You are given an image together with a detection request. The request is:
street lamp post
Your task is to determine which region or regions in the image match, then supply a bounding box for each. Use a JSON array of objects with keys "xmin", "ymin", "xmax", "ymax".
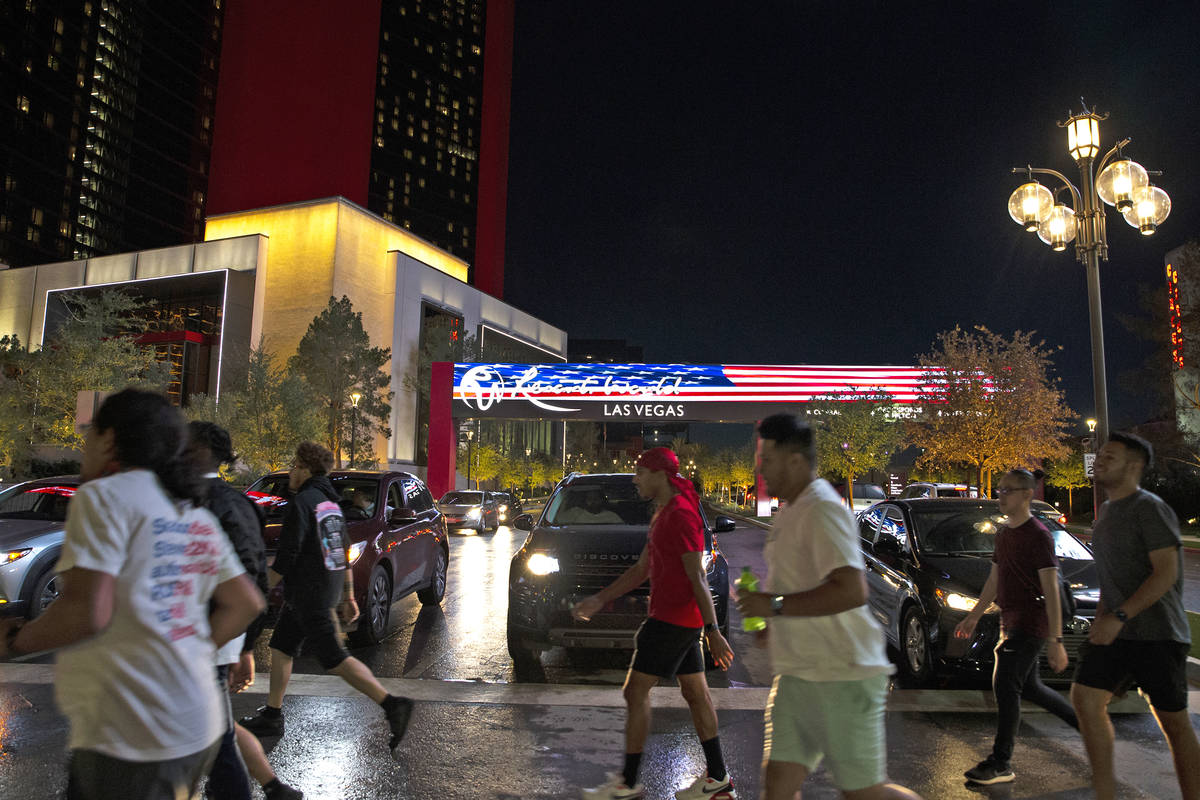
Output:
[
  {"xmin": 1008, "ymin": 104, "xmax": 1171, "ymax": 448},
  {"xmin": 466, "ymin": 428, "xmax": 474, "ymax": 489},
  {"xmin": 349, "ymin": 391, "xmax": 362, "ymax": 468},
  {"xmin": 1087, "ymin": 417, "xmax": 1099, "ymax": 522}
]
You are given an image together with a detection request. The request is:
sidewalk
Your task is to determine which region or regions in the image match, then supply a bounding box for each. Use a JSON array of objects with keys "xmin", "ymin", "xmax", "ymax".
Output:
[{"xmin": 0, "ymin": 662, "xmax": 1193, "ymax": 799}]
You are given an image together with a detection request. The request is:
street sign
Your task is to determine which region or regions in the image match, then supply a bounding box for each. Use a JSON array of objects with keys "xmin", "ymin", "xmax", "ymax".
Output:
[{"xmin": 1084, "ymin": 453, "xmax": 1096, "ymax": 477}]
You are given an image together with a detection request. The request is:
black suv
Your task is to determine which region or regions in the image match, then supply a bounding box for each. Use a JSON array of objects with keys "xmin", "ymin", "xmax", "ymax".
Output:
[{"xmin": 506, "ymin": 472, "xmax": 733, "ymax": 666}]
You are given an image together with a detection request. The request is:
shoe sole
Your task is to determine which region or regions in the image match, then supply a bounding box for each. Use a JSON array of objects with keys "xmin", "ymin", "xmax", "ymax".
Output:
[
  {"xmin": 965, "ymin": 774, "xmax": 1015, "ymax": 785},
  {"xmin": 387, "ymin": 698, "xmax": 415, "ymax": 761}
]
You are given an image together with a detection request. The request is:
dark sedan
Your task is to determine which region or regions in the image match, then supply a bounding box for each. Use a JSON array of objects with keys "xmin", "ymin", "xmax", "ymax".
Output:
[
  {"xmin": 506, "ymin": 472, "xmax": 732, "ymax": 668},
  {"xmin": 245, "ymin": 470, "xmax": 449, "ymax": 644},
  {"xmin": 856, "ymin": 498, "xmax": 1099, "ymax": 685}
]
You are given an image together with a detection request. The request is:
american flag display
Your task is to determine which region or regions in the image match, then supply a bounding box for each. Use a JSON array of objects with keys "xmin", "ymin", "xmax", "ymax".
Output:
[{"xmin": 452, "ymin": 363, "xmax": 937, "ymax": 421}]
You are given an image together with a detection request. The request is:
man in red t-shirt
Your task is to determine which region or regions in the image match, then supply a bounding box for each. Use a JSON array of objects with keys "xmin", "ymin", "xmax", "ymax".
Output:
[
  {"xmin": 572, "ymin": 448, "xmax": 736, "ymax": 800},
  {"xmin": 955, "ymin": 468, "xmax": 1078, "ymax": 785}
]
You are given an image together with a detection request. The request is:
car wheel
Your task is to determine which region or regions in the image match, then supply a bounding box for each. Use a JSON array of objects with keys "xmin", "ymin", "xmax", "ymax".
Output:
[
  {"xmin": 506, "ymin": 609, "xmax": 539, "ymax": 665},
  {"xmin": 900, "ymin": 606, "xmax": 936, "ymax": 685},
  {"xmin": 350, "ymin": 566, "xmax": 392, "ymax": 646},
  {"xmin": 30, "ymin": 568, "xmax": 61, "ymax": 618},
  {"xmin": 416, "ymin": 547, "xmax": 448, "ymax": 605}
]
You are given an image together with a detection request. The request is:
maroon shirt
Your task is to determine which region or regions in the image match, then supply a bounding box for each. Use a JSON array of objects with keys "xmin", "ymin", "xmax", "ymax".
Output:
[{"xmin": 993, "ymin": 516, "xmax": 1058, "ymax": 637}]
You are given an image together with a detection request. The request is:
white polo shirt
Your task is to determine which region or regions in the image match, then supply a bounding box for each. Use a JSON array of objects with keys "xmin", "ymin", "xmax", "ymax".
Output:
[{"xmin": 764, "ymin": 478, "xmax": 894, "ymax": 681}]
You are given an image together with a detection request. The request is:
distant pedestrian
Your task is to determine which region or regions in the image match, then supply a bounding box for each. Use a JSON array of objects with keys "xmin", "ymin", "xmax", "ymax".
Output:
[
  {"xmin": 1070, "ymin": 432, "xmax": 1199, "ymax": 800},
  {"xmin": 0, "ymin": 388, "xmax": 264, "ymax": 800},
  {"xmin": 954, "ymin": 467, "xmax": 1078, "ymax": 785},
  {"xmin": 736, "ymin": 414, "xmax": 921, "ymax": 800},
  {"xmin": 239, "ymin": 442, "xmax": 414, "ymax": 761},
  {"xmin": 188, "ymin": 421, "xmax": 303, "ymax": 800},
  {"xmin": 573, "ymin": 446, "xmax": 737, "ymax": 800}
]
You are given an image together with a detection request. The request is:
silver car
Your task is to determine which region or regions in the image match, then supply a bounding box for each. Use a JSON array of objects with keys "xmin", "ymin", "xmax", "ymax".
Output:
[
  {"xmin": 0, "ymin": 476, "xmax": 78, "ymax": 619},
  {"xmin": 437, "ymin": 490, "xmax": 500, "ymax": 534}
]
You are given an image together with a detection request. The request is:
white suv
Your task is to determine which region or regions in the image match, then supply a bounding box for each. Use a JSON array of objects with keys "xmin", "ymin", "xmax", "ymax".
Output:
[{"xmin": 897, "ymin": 482, "xmax": 979, "ymax": 499}]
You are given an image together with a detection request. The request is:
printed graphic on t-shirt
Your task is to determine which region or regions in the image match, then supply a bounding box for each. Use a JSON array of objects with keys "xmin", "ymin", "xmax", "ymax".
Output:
[
  {"xmin": 147, "ymin": 516, "xmax": 224, "ymax": 642},
  {"xmin": 316, "ymin": 500, "xmax": 348, "ymax": 572}
]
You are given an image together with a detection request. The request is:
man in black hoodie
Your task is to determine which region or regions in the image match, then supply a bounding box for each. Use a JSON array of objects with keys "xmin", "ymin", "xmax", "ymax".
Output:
[{"xmin": 240, "ymin": 442, "xmax": 413, "ymax": 760}]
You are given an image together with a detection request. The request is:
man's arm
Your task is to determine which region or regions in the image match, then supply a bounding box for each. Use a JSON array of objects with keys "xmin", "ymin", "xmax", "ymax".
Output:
[
  {"xmin": 571, "ymin": 545, "xmax": 649, "ymax": 620},
  {"xmin": 5, "ymin": 568, "xmax": 115, "ymax": 655},
  {"xmin": 681, "ymin": 550, "xmax": 733, "ymax": 669},
  {"xmin": 1090, "ymin": 546, "xmax": 1179, "ymax": 645},
  {"xmin": 762, "ymin": 565, "xmax": 867, "ymax": 617},
  {"xmin": 268, "ymin": 499, "xmax": 305, "ymax": 588},
  {"xmin": 1038, "ymin": 566, "xmax": 1069, "ymax": 671},
  {"xmin": 209, "ymin": 574, "xmax": 267, "ymax": 648}
]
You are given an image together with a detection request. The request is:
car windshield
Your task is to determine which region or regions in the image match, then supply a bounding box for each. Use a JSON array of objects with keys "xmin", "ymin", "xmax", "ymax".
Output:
[
  {"xmin": 544, "ymin": 481, "xmax": 652, "ymax": 526},
  {"xmin": 245, "ymin": 475, "xmax": 381, "ymax": 522},
  {"xmin": 851, "ymin": 484, "xmax": 886, "ymax": 500},
  {"xmin": 440, "ymin": 491, "xmax": 482, "ymax": 505},
  {"xmin": 911, "ymin": 505, "xmax": 1092, "ymax": 560},
  {"xmin": 0, "ymin": 483, "xmax": 77, "ymax": 521}
]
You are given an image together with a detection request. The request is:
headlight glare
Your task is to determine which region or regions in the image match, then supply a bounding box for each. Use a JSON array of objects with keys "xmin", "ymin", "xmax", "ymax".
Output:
[
  {"xmin": 465, "ymin": 508, "xmax": 481, "ymax": 519},
  {"xmin": 347, "ymin": 541, "xmax": 367, "ymax": 565},
  {"xmin": 4, "ymin": 548, "xmax": 32, "ymax": 564},
  {"xmin": 936, "ymin": 588, "xmax": 978, "ymax": 613},
  {"xmin": 526, "ymin": 552, "xmax": 560, "ymax": 576}
]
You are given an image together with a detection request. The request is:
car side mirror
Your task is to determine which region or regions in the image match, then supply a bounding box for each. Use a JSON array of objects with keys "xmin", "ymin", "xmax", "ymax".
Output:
[
  {"xmin": 713, "ymin": 516, "xmax": 736, "ymax": 534},
  {"xmin": 513, "ymin": 513, "xmax": 534, "ymax": 531},
  {"xmin": 872, "ymin": 537, "xmax": 901, "ymax": 556},
  {"xmin": 389, "ymin": 507, "xmax": 418, "ymax": 525}
]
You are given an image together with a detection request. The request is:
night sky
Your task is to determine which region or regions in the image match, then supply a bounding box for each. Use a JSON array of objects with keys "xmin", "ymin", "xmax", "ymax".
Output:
[{"xmin": 503, "ymin": 1, "xmax": 1200, "ymax": 432}]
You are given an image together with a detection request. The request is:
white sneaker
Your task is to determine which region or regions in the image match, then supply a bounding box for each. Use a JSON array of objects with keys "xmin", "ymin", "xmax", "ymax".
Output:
[
  {"xmin": 675, "ymin": 773, "xmax": 737, "ymax": 799},
  {"xmin": 582, "ymin": 772, "xmax": 645, "ymax": 799}
]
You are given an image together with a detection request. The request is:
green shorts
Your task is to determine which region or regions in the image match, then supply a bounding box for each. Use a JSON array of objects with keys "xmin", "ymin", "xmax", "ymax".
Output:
[{"xmin": 764, "ymin": 673, "xmax": 889, "ymax": 792}]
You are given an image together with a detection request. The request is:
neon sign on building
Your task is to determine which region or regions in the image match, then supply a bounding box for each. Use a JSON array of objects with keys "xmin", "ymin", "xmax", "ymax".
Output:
[
  {"xmin": 452, "ymin": 363, "xmax": 936, "ymax": 421},
  {"xmin": 1168, "ymin": 260, "xmax": 1184, "ymax": 368}
]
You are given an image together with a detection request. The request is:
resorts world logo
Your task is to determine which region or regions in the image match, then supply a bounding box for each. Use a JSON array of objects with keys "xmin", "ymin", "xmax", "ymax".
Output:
[{"xmin": 457, "ymin": 364, "xmax": 685, "ymax": 414}]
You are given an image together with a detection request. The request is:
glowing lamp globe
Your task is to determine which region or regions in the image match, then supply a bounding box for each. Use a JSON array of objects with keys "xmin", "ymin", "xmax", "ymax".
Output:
[
  {"xmin": 1008, "ymin": 181, "xmax": 1054, "ymax": 232},
  {"xmin": 1037, "ymin": 203, "xmax": 1076, "ymax": 251},
  {"xmin": 1096, "ymin": 158, "xmax": 1148, "ymax": 212},
  {"xmin": 1122, "ymin": 184, "xmax": 1171, "ymax": 235}
]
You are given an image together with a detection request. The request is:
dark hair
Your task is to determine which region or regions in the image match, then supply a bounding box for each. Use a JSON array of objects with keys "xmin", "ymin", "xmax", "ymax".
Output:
[
  {"xmin": 187, "ymin": 420, "xmax": 235, "ymax": 465},
  {"xmin": 1108, "ymin": 431, "xmax": 1153, "ymax": 470},
  {"xmin": 757, "ymin": 414, "xmax": 816, "ymax": 463},
  {"xmin": 295, "ymin": 441, "xmax": 334, "ymax": 475},
  {"xmin": 1005, "ymin": 467, "xmax": 1044, "ymax": 489},
  {"xmin": 93, "ymin": 388, "xmax": 203, "ymax": 503}
]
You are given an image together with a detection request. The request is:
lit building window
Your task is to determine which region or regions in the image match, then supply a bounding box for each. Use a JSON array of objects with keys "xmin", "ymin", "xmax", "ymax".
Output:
[{"xmin": 17, "ymin": 95, "xmax": 30, "ymax": 113}]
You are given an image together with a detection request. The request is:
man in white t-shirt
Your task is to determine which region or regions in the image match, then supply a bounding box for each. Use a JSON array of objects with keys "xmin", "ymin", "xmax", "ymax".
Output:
[
  {"xmin": 737, "ymin": 414, "xmax": 921, "ymax": 800},
  {"xmin": 0, "ymin": 389, "xmax": 264, "ymax": 800}
]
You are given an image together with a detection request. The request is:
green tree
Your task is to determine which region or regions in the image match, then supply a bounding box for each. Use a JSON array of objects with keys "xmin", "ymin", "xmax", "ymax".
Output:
[
  {"xmin": 0, "ymin": 335, "xmax": 33, "ymax": 478},
  {"xmin": 25, "ymin": 291, "xmax": 171, "ymax": 453},
  {"xmin": 530, "ymin": 453, "xmax": 559, "ymax": 493},
  {"xmin": 473, "ymin": 441, "xmax": 505, "ymax": 488},
  {"xmin": 184, "ymin": 343, "xmax": 322, "ymax": 478},
  {"xmin": 1043, "ymin": 449, "xmax": 1089, "ymax": 518},
  {"xmin": 908, "ymin": 326, "xmax": 1073, "ymax": 495},
  {"xmin": 290, "ymin": 296, "xmax": 393, "ymax": 467},
  {"xmin": 809, "ymin": 390, "xmax": 904, "ymax": 507}
]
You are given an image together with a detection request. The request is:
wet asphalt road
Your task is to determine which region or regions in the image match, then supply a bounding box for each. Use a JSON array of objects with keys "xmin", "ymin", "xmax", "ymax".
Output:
[{"xmin": 255, "ymin": 510, "xmax": 776, "ymax": 689}]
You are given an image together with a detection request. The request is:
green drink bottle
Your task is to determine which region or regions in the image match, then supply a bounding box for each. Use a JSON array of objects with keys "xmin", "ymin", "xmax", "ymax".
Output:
[{"xmin": 738, "ymin": 566, "xmax": 767, "ymax": 631}]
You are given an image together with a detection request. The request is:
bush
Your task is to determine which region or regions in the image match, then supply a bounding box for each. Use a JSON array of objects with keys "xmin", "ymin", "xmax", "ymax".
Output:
[{"xmin": 27, "ymin": 457, "xmax": 82, "ymax": 479}]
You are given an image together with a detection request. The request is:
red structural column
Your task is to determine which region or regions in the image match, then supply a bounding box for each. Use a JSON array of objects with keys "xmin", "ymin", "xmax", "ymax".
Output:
[{"xmin": 427, "ymin": 362, "xmax": 456, "ymax": 500}]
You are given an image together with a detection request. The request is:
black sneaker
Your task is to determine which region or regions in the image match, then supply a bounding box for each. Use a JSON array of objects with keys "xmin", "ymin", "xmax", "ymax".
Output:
[
  {"xmin": 239, "ymin": 706, "xmax": 285, "ymax": 737},
  {"xmin": 264, "ymin": 781, "xmax": 303, "ymax": 800},
  {"xmin": 383, "ymin": 696, "xmax": 414, "ymax": 759},
  {"xmin": 964, "ymin": 758, "xmax": 1014, "ymax": 785}
]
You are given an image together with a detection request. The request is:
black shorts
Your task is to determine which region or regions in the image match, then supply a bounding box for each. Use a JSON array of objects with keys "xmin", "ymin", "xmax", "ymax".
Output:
[
  {"xmin": 268, "ymin": 600, "xmax": 350, "ymax": 670},
  {"xmin": 1073, "ymin": 639, "xmax": 1190, "ymax": 712},
  {"xmin": 630, "ymin": 617, "xmax": 704, "ymax": 678}
]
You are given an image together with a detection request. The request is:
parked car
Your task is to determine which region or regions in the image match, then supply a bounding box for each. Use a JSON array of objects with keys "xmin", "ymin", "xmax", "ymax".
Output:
[
  {"xmin": 0, "ymin": 476, "xmax": 78, "ymax": 619},
  {"xmin": 245, "ymin": 470, "xmax": 448, "ymax": 644},
  {"xmin": 856, "ymin": 498, "xmax": 1099, "ymax": 685},
  {"xmin": 898, "ymin": 482, "xmax": 980, "ymax": 499},
  {"xmin": 437, "ymin": 490, "xmax": 500, "ymax": 534},
  {"xmin": 833, "ymin": 482, "xmax": 887, "ymax": 512},
  {"xmin": 1032, "ymin": 499, "xmax": 1068, "ymax": 526},
  {"xmin": 506, "ymin": 472, "xmax": 733, "ymax": 668},
  {"xmin": 492, "ymin": 491, "xmax": 523, "ymax": 524}
]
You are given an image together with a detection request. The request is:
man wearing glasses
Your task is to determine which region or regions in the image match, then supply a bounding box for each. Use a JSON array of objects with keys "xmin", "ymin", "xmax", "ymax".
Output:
[{"xmin": 955, "ymin": 468, "xmax": 1078, "ymax": 785}]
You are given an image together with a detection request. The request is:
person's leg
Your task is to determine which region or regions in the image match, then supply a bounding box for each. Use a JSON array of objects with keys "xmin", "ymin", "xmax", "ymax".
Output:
[
  {"xmin": 677, "ymin": 671, "xmax": 718, "ymax": 741},
  {"xmin": 623, "ymin": 669, "xmax": 660, "ymax": 762},
  {"xmin": 234, "ymin": 723, "xmax": 277, "ymax": 786},
  {"xmin": 267, "ymin": 648, "xmax": 294, "ymax": 708},
  {"xmin": 1019, "ymin": 654, "xmax": 1078, "ymax": 729},
  {"xmin": 206, "ymin": 666, "xmax": 253, "ymax": 800},
  {"xmin": 1152, "ymin": 707, "xmax": 1200, "ymax": 800},
  {"xmin": 329, "ymin": 656, "xmax": 389, "ymax": 702},
  {"xmin": 763, "ymin": 760, "xmax": 809, "ymax": 800},
  {"xmin": 1071, "ymin": 682, "xmax": 1117, "ymax": 800},
  {"xmin": 762, "ymin": 675, "xmax": 824, "ymax": 800},
  {"xmin": 986, "ymin": 636, "xmax": 1030, "ymax": 768},
  {"xmin": 841, "ymin": 783, "xmax": 923, "ymax": 799},
  {"xmin": 823, "ymin": 675, "xmax": 921, "ymax": 800}
]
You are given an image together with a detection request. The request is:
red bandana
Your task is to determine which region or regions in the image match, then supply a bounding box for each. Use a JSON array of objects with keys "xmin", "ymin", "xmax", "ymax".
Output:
[{"xmin": 636, "ymin": 447, "xmax": 699, "ymax": 506}]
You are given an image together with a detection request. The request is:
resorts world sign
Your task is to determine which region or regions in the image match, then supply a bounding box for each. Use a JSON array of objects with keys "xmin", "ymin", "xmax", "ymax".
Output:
[{"xmin": 452, "ymin": 363, "xmax": 933, "ymax": 421}]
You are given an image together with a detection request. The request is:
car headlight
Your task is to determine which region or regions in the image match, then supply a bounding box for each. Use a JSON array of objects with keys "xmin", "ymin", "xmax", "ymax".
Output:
[
  {"xmin": 935, "ymin": 588, "xmax": 978, "ymax": 613},
  {"xmin": 498, "ymin": 504, "xmax": 508, "ymax": 513},
  {"xmin": 4, "ymin": 548, "xmax": 32, "ymax": 564},
  {"xmin": 465, "ymin": 508, "xmax": 481, "ymax": 520},
  {"xmin": 347, "ymin": 541, "xmax": 367, "ymax": 565},
  {"xmin": 526, "ymin": 552, "xmax": 560, "ymax": 576}
]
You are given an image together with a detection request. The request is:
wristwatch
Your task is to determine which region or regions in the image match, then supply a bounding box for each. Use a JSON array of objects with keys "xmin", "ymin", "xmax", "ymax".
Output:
[
  {"xmin": 703, "ymin": 622, "xmax": 718, "ymax": 634},
  {"xmin": 1113, "ymin": 608, "xmax": 1129, "ymax": 623},
  {"xmin": 770, "ymin": 595, "xmax": 785, "ymax": 616}
]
